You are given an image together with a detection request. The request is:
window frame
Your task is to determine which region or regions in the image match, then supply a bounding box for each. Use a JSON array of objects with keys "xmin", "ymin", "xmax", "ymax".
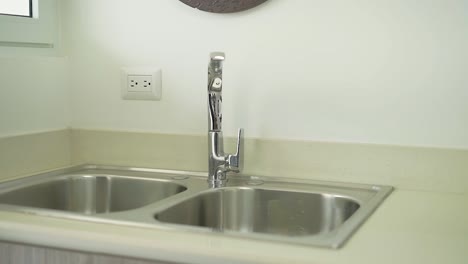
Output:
[{"xmin": 0, "ymin": 0, "xmax": 57, "ymax": 47}]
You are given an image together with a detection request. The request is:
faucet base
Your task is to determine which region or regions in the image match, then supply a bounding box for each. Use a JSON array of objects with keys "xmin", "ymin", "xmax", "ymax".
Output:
[
  {"xmin": 207, "ymin": 179, "xmax": 228, "ymax": 188},
  {"xmin": 208, "ymin": 168, "xmax": 228, "ymax": 188}
]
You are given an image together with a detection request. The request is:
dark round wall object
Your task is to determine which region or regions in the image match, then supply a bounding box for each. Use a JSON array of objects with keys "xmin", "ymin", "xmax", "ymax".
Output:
[{"xmin": 179, "ymin": 0, "xmax": 268, "ymax": 13}]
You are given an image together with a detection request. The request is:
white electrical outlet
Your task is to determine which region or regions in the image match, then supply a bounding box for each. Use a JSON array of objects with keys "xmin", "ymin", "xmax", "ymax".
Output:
[
  {"xmin": 128, "ymin": 75, "xmax": 153, "ymax": 92},
  {"xmin": 121, "ymin": 68, "xmax": 162, "ymax": 100}
]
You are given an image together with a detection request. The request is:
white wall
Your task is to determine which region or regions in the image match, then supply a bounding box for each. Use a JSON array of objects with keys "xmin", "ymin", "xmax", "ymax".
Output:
[
  {"xmin": 0, "ymin": 57, "xmax": 69, "ymax": 137},
  {"xmin": 65, "ymin": 0, "xmax": 468, "ymax": 148}
]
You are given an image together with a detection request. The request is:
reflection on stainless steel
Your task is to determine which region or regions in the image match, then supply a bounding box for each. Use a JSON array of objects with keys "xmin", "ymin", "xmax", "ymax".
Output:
[
  {"xmin": 207, "ymin": 52, "xmax": 244, "ymax": 187},
  {"xmin": 0, "ymin": 174, "xmax": 186, "ymax": 214},
  {"xmin": 155, "ymin": 188, "xmax": 360, "ymax": 236},
  {"xmin": 0, "ymin": 165, "xmax": 392, "ymax": 248}
]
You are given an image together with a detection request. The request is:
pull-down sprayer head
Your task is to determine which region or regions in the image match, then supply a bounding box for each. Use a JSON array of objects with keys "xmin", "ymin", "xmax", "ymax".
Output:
[
  {"xmin": 208, "ymin": 52, "xmax": 225, "ymax": 131},
  {"xmin": 209, "ymin": 52, "xmax": 225, "ymax": 73}
]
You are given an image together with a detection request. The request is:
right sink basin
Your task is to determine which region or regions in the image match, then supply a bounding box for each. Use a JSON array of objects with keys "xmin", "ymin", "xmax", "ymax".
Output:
[
  {"xmin": 155, "ymin": 187, "xmax": 360, "ymax": 236},
  {"xmin": 154, "ymin": 179, "xmax": 392, "ymax": 248}
]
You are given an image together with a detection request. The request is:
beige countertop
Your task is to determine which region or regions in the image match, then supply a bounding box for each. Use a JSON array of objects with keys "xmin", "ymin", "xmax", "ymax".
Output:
[{"xmin": 0, "ymin": 189, "xmax": 466, "ymax": 264}]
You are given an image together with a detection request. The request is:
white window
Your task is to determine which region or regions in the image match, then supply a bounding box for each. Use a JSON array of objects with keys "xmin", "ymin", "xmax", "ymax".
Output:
[
  {"xmin": 0, "ymin": 0, "xmax": 32, "ymax": 17},
  {"xmin": 0, "ymin": 0, "xmax": 57, "ymax": 47}
]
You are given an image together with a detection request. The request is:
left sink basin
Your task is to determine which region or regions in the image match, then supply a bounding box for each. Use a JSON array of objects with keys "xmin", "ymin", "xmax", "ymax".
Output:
[{"xmin": 0, "ymin": 173, "xmax": 187, "ymax": 214}]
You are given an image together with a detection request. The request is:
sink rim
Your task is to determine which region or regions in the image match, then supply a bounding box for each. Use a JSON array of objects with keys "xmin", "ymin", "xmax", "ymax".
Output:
[{"xmin": 0, "ymin": 164, "xmax": 393, "ymax": 249}]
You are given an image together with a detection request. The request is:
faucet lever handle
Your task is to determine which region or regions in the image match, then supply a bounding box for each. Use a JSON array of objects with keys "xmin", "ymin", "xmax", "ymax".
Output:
[{"xmin": 227, "ymin": 128, "xmax": 244, "ymax": 173}]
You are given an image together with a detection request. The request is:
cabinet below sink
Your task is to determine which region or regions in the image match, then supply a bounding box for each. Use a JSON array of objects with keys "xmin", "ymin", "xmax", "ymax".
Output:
[{"xmin": 0, "ymin": 165, "xmax": 392, "ymax": 249}]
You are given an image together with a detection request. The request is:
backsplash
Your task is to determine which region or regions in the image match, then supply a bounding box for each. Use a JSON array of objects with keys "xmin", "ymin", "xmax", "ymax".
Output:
[
  {"xmin": 1, "ymin": 129, "xmax": 467, "ymax": 192},
  {"xmin": 71, "ymin": 129, "xmax": 468, "ymax": 194},
  {"xmin": 0, "ymin": 130, "xmax": 71, "ymax": 181}
]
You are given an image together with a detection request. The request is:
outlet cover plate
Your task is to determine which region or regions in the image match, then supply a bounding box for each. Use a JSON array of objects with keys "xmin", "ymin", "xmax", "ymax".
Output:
[{"xmin": 121, "ymin": 67, "xmax": 162, "ymax": 100}]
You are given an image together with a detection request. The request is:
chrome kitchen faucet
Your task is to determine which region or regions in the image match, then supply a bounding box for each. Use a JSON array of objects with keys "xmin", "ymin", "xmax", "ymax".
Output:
[{"xmin": 207, "ymin": 52, "xmax": 243, "ymax": 188}]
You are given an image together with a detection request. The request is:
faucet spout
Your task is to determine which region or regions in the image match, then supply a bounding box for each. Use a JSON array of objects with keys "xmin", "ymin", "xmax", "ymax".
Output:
[{"xmin": 207, "ymin": 52, "xmax": 243, "ymax": 188}]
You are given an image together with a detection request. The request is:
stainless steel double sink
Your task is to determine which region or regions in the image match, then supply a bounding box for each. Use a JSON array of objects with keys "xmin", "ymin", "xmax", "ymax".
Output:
[{"xmin": 0, "ymin": 165, "xmax": 392, "ymax": 248}]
